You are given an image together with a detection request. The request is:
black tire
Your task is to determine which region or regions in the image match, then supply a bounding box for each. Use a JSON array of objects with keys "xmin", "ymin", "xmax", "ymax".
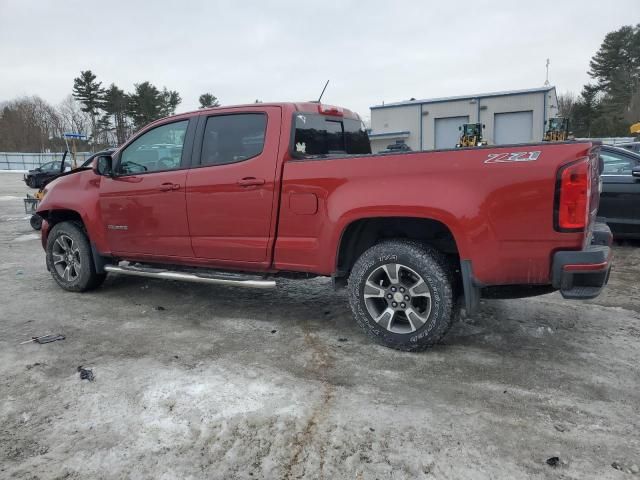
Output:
[
  {"xmin": 27, "ymin": 177, "xmax": 36, "ymax": 188},
  {"xmin": 348, "ymin": 239, "xmax": 455, "ymax": 352},
  {"xmin": 30, "ymin": 214, "xmax": 42, "ymax": 230},
  {"xmin": 46, "ymin": 221, "xmax": 107, "ymax": 292}
]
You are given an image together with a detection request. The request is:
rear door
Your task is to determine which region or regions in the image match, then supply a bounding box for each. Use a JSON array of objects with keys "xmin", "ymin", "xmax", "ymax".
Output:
[
  {"xmin": 185, "ymin": 107, "xmax": 281, "ymax": 266},
  {"xmin": 599, "ymin": 149, "xmax": 640, "ymax": 236}
]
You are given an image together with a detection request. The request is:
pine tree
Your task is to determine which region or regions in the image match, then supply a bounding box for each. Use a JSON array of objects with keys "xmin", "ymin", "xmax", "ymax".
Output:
[
  {"xmin": 198, "ymin": 93, "xmax": 220, "ymax": 108},
  {"xmin": 72, "ymin": 70, "xmax": 103, "ymax": 144},
  {"xmin": 127, "ymin": 82, "xmax": 182, "ymax": 130},
  {"xmin": 101, "ymin": 84, "xmax": 129, "ymax": 145}
]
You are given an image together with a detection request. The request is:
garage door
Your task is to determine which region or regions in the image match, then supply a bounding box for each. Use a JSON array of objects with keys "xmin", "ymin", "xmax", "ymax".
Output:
[
  {"xmin": 434, "ymin": 116, "xmax": 468, "ymax": 149},
  {"xmin": 494, "ymin": 111, "xmax": 533, "ymax": 145}
]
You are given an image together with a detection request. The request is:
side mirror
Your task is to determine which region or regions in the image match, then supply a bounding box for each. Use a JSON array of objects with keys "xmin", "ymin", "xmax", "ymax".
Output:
[
  {"xmin": 632, "ymin": 167, "xmax": 640, "ymax": 179},
  {"xmin": 94, "ymin": 155, "xmax": 113, "ymax": 177}
]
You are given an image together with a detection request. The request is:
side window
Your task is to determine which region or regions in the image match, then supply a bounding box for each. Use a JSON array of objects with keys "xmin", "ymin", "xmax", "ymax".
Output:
[
  {"xmin": 200, "ymin": 114, "xmax": 267, "ymax": 166},
  {"xmin": 601, "ymin": 152, "xmax": 636, "ymax": 175},
  {"xmin": 118, "ymin": 120, "xmax": 188, "ymax": 175}
]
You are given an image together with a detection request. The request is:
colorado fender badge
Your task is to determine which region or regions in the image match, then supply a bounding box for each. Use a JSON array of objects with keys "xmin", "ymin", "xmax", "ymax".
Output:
[{"xmin": 484, "ymin": 151, "xmax": 541, "ymax": 163}]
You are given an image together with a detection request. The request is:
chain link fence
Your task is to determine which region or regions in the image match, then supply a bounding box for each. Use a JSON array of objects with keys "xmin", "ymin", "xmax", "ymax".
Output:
[{"xmin": 0, "ymin": 152, "xmax": 93, "ymax": 171}]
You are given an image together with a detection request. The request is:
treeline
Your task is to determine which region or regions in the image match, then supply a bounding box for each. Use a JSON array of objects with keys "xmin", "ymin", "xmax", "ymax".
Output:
[
  {"xmin": 558, "ymin": 24, "xmax": 640, "ymax": 137},
  {"xmin": 0, "ymin": 70, "xmax": 220, "ymax": 152}
]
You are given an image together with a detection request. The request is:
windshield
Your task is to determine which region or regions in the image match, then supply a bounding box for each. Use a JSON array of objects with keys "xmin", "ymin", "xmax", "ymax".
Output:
[{"xmin": 293, "ymin": 113, "xmax": 371, "ymax": 156}]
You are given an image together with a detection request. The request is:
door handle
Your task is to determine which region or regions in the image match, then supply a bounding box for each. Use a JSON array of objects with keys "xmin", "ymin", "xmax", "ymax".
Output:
[
  {"xmin": 237, "ymin": 177, "xmax": 265, "ymax": 187},
  {"xmin": 159, "ymin": 182, "xmax": 180, "ymax": 192}
]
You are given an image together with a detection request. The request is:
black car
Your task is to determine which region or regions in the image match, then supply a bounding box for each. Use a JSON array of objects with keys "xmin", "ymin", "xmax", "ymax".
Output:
[
  {"xmin": 23, "ymin": 160, "xmax": 67, "ymax": 188},
  {"xmin": 23, "ymin": 149, "xmax": 115, "ymax": 189},
  {"xmin": 618, "ymin": 142, "xmax": 640, "ymax": 154},
  {"xmin": 598, "ymin": 145, "xmax": 640, "ymax": 238}
]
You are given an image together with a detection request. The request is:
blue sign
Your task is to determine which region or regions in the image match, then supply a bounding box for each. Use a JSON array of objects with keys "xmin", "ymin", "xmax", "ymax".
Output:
[{"xmin": 63, "ymin": 132, "xmax": 87, "ymax": 139}]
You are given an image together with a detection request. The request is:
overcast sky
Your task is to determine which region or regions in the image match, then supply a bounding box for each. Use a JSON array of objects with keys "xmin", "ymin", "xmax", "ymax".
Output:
[{"xmin": 1, "ymin": 0, "xmax": 638, "ymax": 121}]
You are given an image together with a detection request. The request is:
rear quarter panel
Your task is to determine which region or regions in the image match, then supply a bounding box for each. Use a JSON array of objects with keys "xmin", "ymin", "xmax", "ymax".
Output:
[{"xmin": 275, "ymin": 143, "xmax": 591, "ymax": 285}]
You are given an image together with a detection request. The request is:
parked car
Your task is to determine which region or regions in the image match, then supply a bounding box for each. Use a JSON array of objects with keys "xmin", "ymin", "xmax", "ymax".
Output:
[
  {"xmin": 598, "ymin": 145, "xmax": 640, "ymax": 238},
  {"xmin": 23, "ymin": 160, "xmax": 68, "ymax": 188},
  {"xmin": 24, "ymin": 149, "xmax": 115, "ymax": 189},
  {"xmin": 618, "ymin": 142, "xmax": 640, "ymax": 154},
  {"xmin": 36, "ymin": 102, "xmax": 611, "ymax": 351}
]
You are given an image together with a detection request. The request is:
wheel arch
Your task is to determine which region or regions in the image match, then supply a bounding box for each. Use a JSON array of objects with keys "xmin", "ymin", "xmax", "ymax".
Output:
[
  {"xmin": 336, "ymin": 216, "xmax": 462, "ymax": 273},
  {"xmin": 40, "ymin": 208, "xmax": 111, "ymax": 274}
]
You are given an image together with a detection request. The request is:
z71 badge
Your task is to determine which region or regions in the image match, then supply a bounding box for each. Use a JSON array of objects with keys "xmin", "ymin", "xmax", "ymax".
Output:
[{"xmin": 484, "ymin": 151, "xmax": 541, "ymax": 163}]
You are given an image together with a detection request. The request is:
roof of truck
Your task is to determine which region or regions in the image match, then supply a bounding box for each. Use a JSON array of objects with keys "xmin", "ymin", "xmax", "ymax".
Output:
[{"xmin": 189, "ymin": 102, "xmax": 361, "ymax": 120}]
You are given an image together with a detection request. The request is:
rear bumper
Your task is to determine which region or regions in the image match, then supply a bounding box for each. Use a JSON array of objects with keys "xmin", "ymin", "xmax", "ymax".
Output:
[{"xmin": 551, "ymin": 222, "xmax": 613, "ymax": 299}]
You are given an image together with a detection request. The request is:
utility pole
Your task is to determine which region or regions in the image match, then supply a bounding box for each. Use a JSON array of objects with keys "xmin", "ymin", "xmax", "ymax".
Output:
[{"xmin": 544, "ymin": 58, "xmax": 550, "ymax": 86}]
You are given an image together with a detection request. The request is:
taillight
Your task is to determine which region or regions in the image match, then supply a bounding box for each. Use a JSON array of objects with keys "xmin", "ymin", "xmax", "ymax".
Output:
[
  {"xmin": 555, "ymin": 158, "xmax": 591, "ymax": 231},
  {"xmin": 318, "ymin": 104, "xmax": 343, "ymax": 116}
]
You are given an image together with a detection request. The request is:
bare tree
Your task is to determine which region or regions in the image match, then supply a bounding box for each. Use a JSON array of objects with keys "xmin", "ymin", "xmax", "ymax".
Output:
[
  {"xmin": 557, "ymin": 92, "xmax": 577, "ymax": 119},
  {"xmin": 57, "ymin": 95, "xmax": 91, "ymax": 138},
  {"xmin": 0, "ymin": 96, "xmax": 63, "ymax": 152}
]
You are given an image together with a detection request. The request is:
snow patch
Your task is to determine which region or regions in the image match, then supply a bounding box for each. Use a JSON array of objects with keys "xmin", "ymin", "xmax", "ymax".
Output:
[
  {"xmin": 0, "ymin": 195, "xmax": 22, "ymax": 201},
  {"xmin": 13, "ymin": 233, "xmax": 40, "ymax": 242}
]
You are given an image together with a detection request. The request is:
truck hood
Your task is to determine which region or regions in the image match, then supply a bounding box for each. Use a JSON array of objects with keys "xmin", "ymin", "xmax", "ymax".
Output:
[{"xmin": 40, "ymin": 167, "xmax": 92, "ymax": 189}]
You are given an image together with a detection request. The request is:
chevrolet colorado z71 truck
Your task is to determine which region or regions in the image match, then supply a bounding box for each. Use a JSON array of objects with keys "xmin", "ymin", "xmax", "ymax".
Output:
[{"xmin": 36, "ymin": 102, "xmax": 612, "ymax": 351}]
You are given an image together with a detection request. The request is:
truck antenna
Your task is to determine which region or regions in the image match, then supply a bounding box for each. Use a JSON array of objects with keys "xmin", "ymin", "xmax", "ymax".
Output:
[{"xmin": 317, "ymin": 80, "xmax": 330, "ymax": 102}]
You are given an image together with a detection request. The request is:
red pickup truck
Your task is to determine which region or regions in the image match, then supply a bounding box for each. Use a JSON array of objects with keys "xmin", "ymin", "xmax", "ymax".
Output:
[{"xmin": 36, "ymin": 102, "xmax": 612, "ymax": 351}]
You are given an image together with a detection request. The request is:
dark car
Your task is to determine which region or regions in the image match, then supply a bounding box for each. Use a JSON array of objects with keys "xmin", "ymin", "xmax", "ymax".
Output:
[
  {"xmin": 618, "ymin": 142, "xmax": 640, "ymax": 154},
  {"xmin": 23, "ymin": 160, "xmax": 66, "ymax": 188},
  {"xmin": 24, "ymin": 149, "xmax": 115, "ymax": 189},
  {"xmin": 598, "ymin": 145, "xmax": 640, "ymax": 238}
]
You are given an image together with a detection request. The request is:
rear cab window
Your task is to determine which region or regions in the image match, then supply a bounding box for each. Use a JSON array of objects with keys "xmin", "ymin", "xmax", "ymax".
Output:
[{"xmin": 293, "ymin": 113, "xmax": 371, "ymax": 157}]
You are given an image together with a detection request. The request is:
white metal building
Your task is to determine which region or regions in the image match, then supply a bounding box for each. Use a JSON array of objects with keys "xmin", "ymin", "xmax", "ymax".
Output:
[{"xmin": 369, "ymin": 87, "xmax": 558, "ymax": 152}]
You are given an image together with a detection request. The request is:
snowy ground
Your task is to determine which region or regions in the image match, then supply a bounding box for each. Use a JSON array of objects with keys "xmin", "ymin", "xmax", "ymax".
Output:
[{"xmin": 0, "ymin": 171, "xmax": 639, "ymax": 479}]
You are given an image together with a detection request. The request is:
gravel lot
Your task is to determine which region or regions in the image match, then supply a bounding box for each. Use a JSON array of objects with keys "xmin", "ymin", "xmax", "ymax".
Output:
[{"xmin": 0, "ymin": 171, "xmax": 639, "ymax": 479}]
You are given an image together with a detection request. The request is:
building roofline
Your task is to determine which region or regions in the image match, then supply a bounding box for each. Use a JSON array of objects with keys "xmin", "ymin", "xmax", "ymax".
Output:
[
  {"xmin": 371, "ymin": 86, "xmax": 556, "ymax": 110},
  {"xmin": 368, "ymin": 130, "xmax": 411, "ymax": 138}
]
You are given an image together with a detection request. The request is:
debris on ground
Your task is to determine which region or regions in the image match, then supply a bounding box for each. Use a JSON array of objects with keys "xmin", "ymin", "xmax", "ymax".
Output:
[
  {"xmin": 20, "ymin": 334, "xmax": 65, "ymax": 345},
  {"xmin": 546, "ymin": 457, "xmax": 561, "ymax": 467},
  {"xmin": 611, "ymin": 461, "xmax": 639, "ymax": 474},
  {"xmin": 554, "ymin": 424, "xmax": 567, "ymax": 432},
  {"xmin": 25, "ymin": 362, "xmax": 44, "ymax": 370},
  {"xmin": 338, "ymin": 337, "xmax": 348, "ymax": 342},
  {"xmin": 271, "ymin": 329, "xmax": 277, "ymax": 334},
  {"xmin": 155, "ymin": 306, "xmax": 166, "ymax": 311},
  {"xmin": 77, "ymin": 366, "xmax": 94, "ymax": 382}
]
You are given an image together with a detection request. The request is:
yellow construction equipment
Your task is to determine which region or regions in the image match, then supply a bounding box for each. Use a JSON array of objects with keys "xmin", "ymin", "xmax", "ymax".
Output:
[
  {"xmin": 456, "ymin": 123, "xmax": 488, "ymax": 148},
  {"xmin": 630, "ymin": 122, "xmax": 640, "ymax": 135},
  {"xmin": 544, "ymin": 117, "xmax": 570, "ymax": 142}
]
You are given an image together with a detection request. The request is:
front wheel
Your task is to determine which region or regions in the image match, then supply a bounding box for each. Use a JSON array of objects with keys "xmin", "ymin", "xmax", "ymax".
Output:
[
  {"xmin": 348, "ymin": 240, "xmax": 455, "ymax": 351},
  {"xmin": 46, "ymin": 221, "xmax": 106, "ymax": 292}
]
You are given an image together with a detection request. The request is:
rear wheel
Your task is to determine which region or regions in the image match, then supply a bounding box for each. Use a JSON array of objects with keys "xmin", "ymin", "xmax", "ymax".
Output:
[
  {"xmin": 348, "ymin": 239, "xmax": 455, "ymax": 351},
  {"xmin": 46, "ymin": 221, "xmax": 106, "ymax": 292}
]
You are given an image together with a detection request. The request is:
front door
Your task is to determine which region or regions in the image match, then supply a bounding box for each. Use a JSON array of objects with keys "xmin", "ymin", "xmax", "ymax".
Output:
[
  {"xmin": 99, "ymin": 118, "xmax": 195, "ymax": 257},
  {"xmin": 185, "ymin": 107, "xmax": 281, "ymax": 265}
]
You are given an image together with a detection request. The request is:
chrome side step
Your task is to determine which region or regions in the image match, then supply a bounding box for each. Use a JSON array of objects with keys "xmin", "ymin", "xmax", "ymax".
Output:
[{"xmin": 104, "ymin": 264, "xmax": 276, "ymax": 289}]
